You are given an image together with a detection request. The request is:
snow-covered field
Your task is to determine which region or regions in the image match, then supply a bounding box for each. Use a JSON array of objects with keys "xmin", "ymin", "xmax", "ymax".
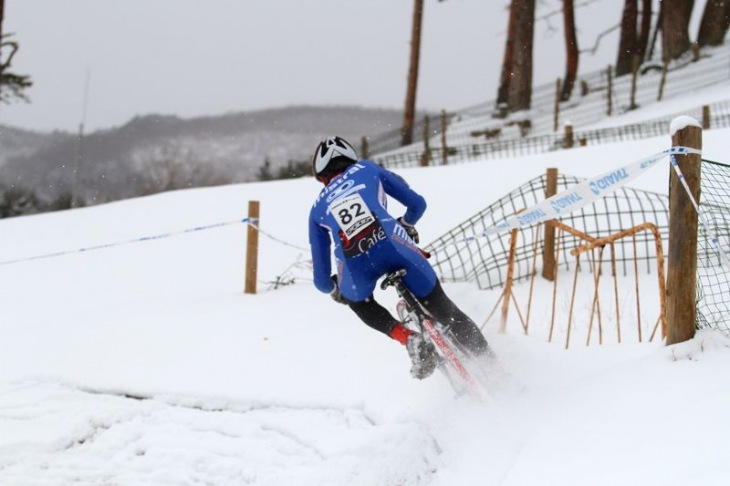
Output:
[{"xmin": 2, "ymin": 90, "xmax": 730, "ymax": 485}]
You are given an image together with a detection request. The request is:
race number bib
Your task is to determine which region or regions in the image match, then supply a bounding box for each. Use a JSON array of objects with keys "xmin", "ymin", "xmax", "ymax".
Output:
[{"xmin": 329, "ymin": 193, "xmax": 375, "ymax": 239}]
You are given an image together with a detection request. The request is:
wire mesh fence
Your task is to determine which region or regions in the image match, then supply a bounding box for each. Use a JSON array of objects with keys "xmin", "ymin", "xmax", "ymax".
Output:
[
  {"xmin": 369, "ymin": 45, "xmax": 730, "ymax": 168},
  {"xmin": 425, "ymin": 157, "xmax": 730, "ymax": 334},
  {"xmin": 373, "ymin": 98, "xmax": 730, "ymax": 169},
  {"xmin": 425, "ymin": 171, "xmax": 670, "ymax": 291},
  {"xmin": 696, "ymin": 159, "xmax": 730, "ymax": 333}
]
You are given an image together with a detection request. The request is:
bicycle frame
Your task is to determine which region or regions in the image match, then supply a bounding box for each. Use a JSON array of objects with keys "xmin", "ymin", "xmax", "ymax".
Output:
[{"xmin": 380, "ymin": 269, "xmax": 484, "ymax": 396}]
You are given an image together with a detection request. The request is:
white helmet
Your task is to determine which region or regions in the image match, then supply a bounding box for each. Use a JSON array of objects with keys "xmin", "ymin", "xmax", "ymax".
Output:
[{"xmin": 312, "ymin": 136, "xmax": 358, "ymax": 183}]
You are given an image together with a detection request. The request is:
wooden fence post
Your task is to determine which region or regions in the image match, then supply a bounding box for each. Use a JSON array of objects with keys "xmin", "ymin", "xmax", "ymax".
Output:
[
  {"xmin": 360, "ymin": 136, "xmax": 369, "ymax": 159},
  {"xmin": 554, "ymin": 78, "xmax": 561, "ymax": 132},
  {"xmin": 420, "ymin": 115, "xmax": 431, "ymax": 167},
  {"xmin": 607, "ymin": 65, "xmax": 613, "ymax": 116},
  {"xmin": 666, "ymin": 120, "xmax": 702, "ymax": 345},
  {"xmin": 629, "ymin": 54, "xmax": 640, "ymax": 110},
  {"xmin": 691, "ymin": 42, "xmax": 701, "ymax": 62},
  {"xmin": 563, "ymin": 123, "xmax": 574, "ymax": 149},
  {"xmin": 542, "ymin": 168, "xmax": 558, "ymax": 281},
  {"xmin": 440, "ymin": 110, "xmax": 449, "ymax": 166},
  {"xmin": 657, "ymin": 58, "xmax": 669, "ymax": 101},
  {"xmin": 702, "ymin": 105, "xmax": 711, "ymax": 129},
  {"xmin": 244, "ymin": 200, "xmax": 260, "ymax": 294}
]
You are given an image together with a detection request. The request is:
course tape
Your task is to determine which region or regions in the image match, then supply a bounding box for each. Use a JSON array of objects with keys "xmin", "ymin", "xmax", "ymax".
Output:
[
  {"xmin": 432, "ymin": 146, "xmax": 702, "ymax": 251},
  {"xmin": 0, "ymin": 218, "xmax": 256, "ymax": 267}
]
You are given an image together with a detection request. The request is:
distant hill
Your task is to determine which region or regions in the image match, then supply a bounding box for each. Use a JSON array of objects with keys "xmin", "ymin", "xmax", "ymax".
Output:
[{"xmin": 0, "ymin": 105, "xmax": 403, "ymax": 215}]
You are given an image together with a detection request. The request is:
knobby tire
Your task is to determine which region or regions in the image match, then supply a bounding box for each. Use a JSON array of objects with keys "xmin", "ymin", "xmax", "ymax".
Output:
[{"xmin": 421, "ymin": 319, "xmax": 489, "ymax": 402}]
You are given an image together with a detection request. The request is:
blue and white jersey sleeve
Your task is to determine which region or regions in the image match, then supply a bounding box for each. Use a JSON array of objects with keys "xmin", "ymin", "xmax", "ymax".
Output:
[
  {"xmin": 308, "ymin": 209, "xmax": 335, "ymax": 294},
  {"xmin": 376, "ymin": 164, "xmax": 427, "ymax": 225}
]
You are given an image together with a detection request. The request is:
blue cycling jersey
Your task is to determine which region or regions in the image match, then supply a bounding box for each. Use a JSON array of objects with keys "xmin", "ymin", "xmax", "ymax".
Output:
[{"xmin": 308, "ymin": 160, "xmax": 437, "ymax": 302}]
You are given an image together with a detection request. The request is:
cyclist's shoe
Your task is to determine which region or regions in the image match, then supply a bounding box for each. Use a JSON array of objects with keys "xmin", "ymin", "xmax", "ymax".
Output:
[{"xmin": 406, "ymin": 332, "xmax": 438, "ymax": 379}]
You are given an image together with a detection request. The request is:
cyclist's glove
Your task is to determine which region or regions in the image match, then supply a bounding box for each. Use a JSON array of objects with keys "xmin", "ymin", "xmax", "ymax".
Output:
[
  {"xmin": 398, "ymin": 217, "xmax": 420, "ymax": 244},
  {"xmin": 329, "ymin": 275, "xmax": 347, "ymax": 305}
]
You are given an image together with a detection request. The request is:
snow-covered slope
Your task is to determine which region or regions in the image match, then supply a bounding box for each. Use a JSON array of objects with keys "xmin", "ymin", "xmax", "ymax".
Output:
[{"xmin": 1, "ymin": 95, "xmax": 730, "ymax": 484}]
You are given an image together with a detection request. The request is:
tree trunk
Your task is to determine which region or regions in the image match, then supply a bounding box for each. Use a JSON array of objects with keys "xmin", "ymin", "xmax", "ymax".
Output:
[
  {"xmin": 0, "ymin": 0, "xmax": 4, "ymax": 44},
  {"xmin": 496, "ymin": 0, "xmax": 518, "ymax": 116},
  {"xmin": 661, "ymin": 0, "xmax": 694, "ymax": 61},
  {"xmin": 0, "ymin": 0, "xmax": 5, "ymax": 69},
  {"xmin": 508, "ymin": 0, "xmax": 535, "ymax": 112},
  {"xmin": 0, "ymin": 0, "xmax": 5, "ymax": 96},
  {"xmin": 697, "ymin": 0, "xmax": 730, "ymax": 47},
  {"xmin": 616, "ymin": 0, "xmax": 638, "ymax": 76},
  {"xmin": 636, "ymin": 0, "xmax": 653, "ymax": 61},
  {"xmin": 647, "ymin": 3, "xmax": 663, "ymax": 61},
  {"xmin": 561, "ymin": 0, "xmax": 579, "ymax": 101},
  {"xmin": 402, "ymin": 0, "xmax": 424, "ymax": 146}
]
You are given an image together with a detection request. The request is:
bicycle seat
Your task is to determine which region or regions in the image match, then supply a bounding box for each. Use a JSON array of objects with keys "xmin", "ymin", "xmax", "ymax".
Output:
[{"xmin": 380, "ymin": 268, "xmax": 408, "ymax": 290}]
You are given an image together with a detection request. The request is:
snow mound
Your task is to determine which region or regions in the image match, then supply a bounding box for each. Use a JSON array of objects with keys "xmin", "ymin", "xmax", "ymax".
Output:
[{"xmin": 0, "ymin": 380, "xmax": 441, "ymax": 486}]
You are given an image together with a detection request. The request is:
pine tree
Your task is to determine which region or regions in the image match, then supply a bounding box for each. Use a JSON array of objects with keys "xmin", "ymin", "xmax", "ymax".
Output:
[{"xmin": 0, "ymin": 0, "xmax": 32, "ymax": 104}]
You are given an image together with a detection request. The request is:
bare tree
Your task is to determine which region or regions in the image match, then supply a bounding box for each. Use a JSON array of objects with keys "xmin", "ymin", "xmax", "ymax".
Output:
[
  {"xmin": 616, "ymin": 0, "xmax": 638, "ymax": 76},
  {"xmin": 561, "ymin": 0, "xmax": 579, "ymax": 101},
  {"xmin": 636, "ymin": 0, "xmax": 653, "ymax": 60},
  {"xmin": 139, "ymin": 145, "xmax": 229, "ymax": 196},
  {"xmin": 496, "ymin": 0, "xmax": 536, "ymax": 115},
  {"xmin": 495, "ymin": 1, "xmax": 517, "ymax": 116},
  {"xmin": 402, "ymin": 0, "xmax": 424, "ymax": 146},
  {"xmin": 646, "ymin": 0, "xmax": 663, "ymax": 60},
  {"xmin": 661, "ymin": 0, "xmax": 694, "ymax": 61},
  {"xmin": 614, "ymin": 0, "xmax": 653, "ymax": 73},
  {"xmin": 697, "ymin": 0, "xmax": 730, "ymax": 47}
]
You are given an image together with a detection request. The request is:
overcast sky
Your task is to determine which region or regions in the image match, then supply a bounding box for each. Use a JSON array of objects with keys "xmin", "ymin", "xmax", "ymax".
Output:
[{"xmin": 0, "ymin": 1, "xmax": 639, "ymax": 133}]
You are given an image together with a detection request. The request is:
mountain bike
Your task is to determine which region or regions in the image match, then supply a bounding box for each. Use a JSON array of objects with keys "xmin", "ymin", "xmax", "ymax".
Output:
[{"xmin": 380, "ymin": 268, "xmax": 492, "ymax": 402}]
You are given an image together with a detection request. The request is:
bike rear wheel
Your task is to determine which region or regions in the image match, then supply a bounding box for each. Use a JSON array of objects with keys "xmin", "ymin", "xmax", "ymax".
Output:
[{"xmin": 397, "ymin": 299, "xmax": 489, "ymax": 401}]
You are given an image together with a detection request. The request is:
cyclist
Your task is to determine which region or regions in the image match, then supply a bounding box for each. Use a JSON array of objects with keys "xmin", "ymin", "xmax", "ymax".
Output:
[{"xmin": 308, "ymin": 136, "xmax": 490, "ymax": 379}]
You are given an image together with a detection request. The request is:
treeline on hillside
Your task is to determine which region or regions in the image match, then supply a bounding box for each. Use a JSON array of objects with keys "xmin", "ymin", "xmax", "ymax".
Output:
[
  {"xmin": 0, "ymin": 154, "xmax": 310, "ymax": 218},
  {"xmin": 255, "ymin": 159, "xmax": 311, "ymax": 182},
  {"xmin": 0, "ymin": 106, "xmax": 402, "ymax": 219},
  {"xmin": 0, "ymin": 144, "xmax": 232, "ymax": 218}
]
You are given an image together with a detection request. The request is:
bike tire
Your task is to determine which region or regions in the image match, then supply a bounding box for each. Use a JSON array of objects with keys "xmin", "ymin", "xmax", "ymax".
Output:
[{"xmin": 396, "ymin": 298, "xmax": 490, "ymax": 402}]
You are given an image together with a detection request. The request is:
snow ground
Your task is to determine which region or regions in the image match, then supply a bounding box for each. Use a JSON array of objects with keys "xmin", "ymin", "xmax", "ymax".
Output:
[{"xmin": 2, "ymin": 90, "xmax": 730, "ymax": 485}]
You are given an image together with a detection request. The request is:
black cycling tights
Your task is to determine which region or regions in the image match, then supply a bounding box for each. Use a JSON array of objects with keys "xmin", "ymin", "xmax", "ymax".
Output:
[{"xmin": 347, "ymin": 281, "xmax": 490, "ymax": 356}]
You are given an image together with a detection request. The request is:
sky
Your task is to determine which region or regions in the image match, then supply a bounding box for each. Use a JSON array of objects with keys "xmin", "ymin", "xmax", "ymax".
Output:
[
  {"xmin": 0, "ymin": 0, "xmax": 641, "ymax": 133},
  {"xmin": 1, "ymin": 83, "xmax": 729, "ymax": 483}
]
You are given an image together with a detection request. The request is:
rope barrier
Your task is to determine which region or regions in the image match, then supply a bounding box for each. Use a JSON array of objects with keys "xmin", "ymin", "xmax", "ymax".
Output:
[
  {"xmin": 249, "ymin": 223, "xmax": 309, "ymax": 252},
  {"xmin": 0, "ymin": 218, "xmax": 256, "ymax": 267}
]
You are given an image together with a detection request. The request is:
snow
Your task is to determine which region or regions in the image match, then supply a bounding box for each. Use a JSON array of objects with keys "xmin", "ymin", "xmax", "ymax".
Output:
[
  {"xmin": 2, "ymin": 88, "xmax": 730, "ymax": 485},
  {"xmin": 670, "ymin": 115, "xmax": 702, "ymax": 136}
]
